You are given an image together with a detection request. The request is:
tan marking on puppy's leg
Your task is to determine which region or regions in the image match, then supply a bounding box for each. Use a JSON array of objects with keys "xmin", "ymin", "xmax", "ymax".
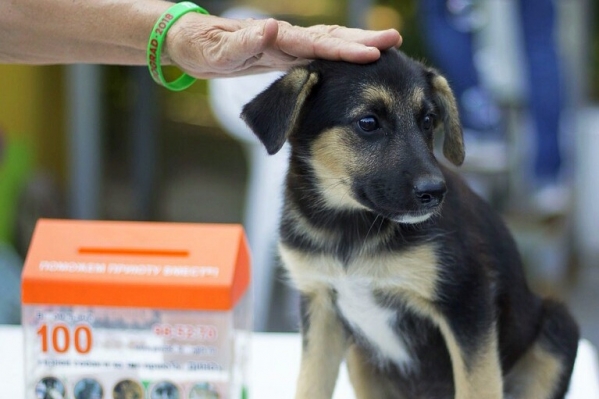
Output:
[
  {"xmin": 504, "ymin": 342, "xmax": 564, "ymax": 399},
  {"xmin": 295, "ymin": 288, "xmax": 349, "ymax": 399},
  {"xmin": 435, "ymin": 317, "xmax": 503, "ymax": 399},
  {"xmin": 396, "ymin": 295, "xmax": 503, "ymax": 399},
  {"xmin": 346, "ymin": 344, "xmax": 406, "ymax": 399},
  {"xmin": 279, "ymin": 246, "xmax": 348, "ymax": 398}
]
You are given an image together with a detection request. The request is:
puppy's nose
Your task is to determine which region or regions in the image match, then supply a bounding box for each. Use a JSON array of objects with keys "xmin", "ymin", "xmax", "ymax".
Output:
[{"xmin": 413, "ymin": 177, "xmax": 446, "ymax": 207}]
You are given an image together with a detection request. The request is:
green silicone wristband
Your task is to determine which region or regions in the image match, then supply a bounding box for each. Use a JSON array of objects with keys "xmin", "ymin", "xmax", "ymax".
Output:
[{"xmin": 147, "ymin": 2, "xmax": 209, "ymax": 91}]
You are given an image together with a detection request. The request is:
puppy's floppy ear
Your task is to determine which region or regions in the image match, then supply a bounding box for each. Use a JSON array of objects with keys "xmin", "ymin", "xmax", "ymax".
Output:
[
  {"xmin": 241, "ymin": 67, "xmax": 319, "ymax": 155},
  {"xmin": 427, "ymin": 69, "xmax": 465, "ymax": 166}
]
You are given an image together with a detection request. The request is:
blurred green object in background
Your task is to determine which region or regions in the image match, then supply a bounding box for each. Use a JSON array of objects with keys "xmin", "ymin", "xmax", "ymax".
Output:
[{"xmin": 0, "ymin": 129, "xmax": 33, "ymax": 244}]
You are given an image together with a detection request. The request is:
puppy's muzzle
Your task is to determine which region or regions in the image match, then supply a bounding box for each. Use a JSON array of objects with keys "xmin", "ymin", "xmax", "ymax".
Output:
[{"xmin": 413, "ymin": 176, "xmax": 446, "ymax": 209}]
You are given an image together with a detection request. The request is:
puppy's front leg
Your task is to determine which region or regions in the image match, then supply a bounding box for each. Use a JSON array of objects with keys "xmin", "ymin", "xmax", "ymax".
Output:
[
  {"xmin": 439, "ymin": 319, "xmax": 503, "ymax": 399},
  {"xmin": 295, "ymin": 290, "xmax": 349, "ymax": 399},
  {"xmin": 432, "ymin": 301, "xmax": 503, "ymax": 399}
]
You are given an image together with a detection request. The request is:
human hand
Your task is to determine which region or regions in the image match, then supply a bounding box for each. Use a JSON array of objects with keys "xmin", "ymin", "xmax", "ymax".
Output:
[{"xmin": 164, "ymin": 15, "xmax": 402, "ymax": 79}]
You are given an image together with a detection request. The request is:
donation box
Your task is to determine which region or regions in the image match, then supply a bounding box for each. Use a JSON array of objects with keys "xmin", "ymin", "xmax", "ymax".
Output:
[{"xmin": 21, "ymin": 219, "xmax": 251, "ymax": 399}]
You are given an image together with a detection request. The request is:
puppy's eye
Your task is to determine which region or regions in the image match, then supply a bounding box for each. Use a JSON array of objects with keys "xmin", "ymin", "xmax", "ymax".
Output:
[
  {"xmin": 422, "ymin": 114, "xmax": 435, "ymax": 132},
  {"xmin": 357, "ymin": 116, "xmax": 379, "ymax": 132}
]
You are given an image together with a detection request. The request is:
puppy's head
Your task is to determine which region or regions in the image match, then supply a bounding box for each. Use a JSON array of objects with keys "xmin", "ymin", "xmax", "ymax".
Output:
[{"xmin": 242, "ymin": 50, "xmax": 463, "ymax": 224}]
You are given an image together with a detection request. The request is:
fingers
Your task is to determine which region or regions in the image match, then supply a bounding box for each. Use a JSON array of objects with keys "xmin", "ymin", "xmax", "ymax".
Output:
[
  {"xmin": 315, "ymin": 25, "xmax": 402, "ymax": 49},
  {"xmin": 274, "ymin": 23, "xmax": 402, "ymax": 64}
]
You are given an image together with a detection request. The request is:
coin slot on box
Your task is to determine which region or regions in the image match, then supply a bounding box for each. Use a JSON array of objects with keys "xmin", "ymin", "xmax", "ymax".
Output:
[{"xmin": 78, "ymin": 247, "xmax": 190, "ymax": 257}]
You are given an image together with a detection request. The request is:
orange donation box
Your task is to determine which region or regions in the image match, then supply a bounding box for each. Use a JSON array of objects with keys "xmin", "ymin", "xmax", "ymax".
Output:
[{"xmin": 21, "ymin": 219, "xmax": 251, "ymax": 399}]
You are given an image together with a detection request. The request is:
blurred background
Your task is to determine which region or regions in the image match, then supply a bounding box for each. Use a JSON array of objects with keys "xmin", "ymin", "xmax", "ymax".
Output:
[{"xmin": 1, "ymin": 0, "xmax": 598, "ymax": 349}]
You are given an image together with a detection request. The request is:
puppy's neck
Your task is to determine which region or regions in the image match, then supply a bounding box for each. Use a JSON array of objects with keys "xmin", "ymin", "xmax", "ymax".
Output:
[{"xmin": 280, "ymin": 206, "xmax": 391, "ymax": 264}]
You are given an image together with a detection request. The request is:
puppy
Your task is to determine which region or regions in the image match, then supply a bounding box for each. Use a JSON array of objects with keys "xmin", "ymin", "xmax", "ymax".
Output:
[{"xmin": 241, "ymin": 49, "xmax": 579, "ymax": 399}]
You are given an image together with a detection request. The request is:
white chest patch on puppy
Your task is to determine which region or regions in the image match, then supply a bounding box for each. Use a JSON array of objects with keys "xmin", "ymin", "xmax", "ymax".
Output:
[{"xmin": 334, "ymin": 277, "xmax": 413, "ymax": 370}]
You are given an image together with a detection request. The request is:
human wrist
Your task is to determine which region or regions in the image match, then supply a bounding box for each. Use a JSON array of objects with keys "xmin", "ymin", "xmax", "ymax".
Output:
[
  {"xmin": 147, "ymin": 2, "xmax": 209, "ymax": 90},
  {"xmin": 161, "ymin": 13, "xmax": 193, "ymax": 67}
]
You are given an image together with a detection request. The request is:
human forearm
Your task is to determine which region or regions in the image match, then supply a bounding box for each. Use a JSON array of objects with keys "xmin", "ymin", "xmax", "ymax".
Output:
[{"xmin": 0, "ymin": 0, "xmax": 171, "ymax": 64}]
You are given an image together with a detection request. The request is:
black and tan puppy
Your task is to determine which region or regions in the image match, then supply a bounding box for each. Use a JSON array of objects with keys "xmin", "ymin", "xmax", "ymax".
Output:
[{"xmin": 241, "ymin": 49, "xmax": 579, "ymax": 399}]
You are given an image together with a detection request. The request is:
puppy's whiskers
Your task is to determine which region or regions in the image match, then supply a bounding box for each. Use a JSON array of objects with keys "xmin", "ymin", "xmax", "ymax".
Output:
[{"xmin": 365, "ymin": 214, "xmax": 381, "ymax": 242}]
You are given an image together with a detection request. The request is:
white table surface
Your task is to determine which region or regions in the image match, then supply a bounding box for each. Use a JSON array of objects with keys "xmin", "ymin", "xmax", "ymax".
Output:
[{"xmin": 1, "ymin": 325, "xmax": 598, "ymax": 398}]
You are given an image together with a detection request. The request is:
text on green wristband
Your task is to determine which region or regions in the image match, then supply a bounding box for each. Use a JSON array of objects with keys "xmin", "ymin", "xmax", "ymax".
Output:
[{"xmin": 148, "ymin": 13, "xmax": 174, "ymax": 83}]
